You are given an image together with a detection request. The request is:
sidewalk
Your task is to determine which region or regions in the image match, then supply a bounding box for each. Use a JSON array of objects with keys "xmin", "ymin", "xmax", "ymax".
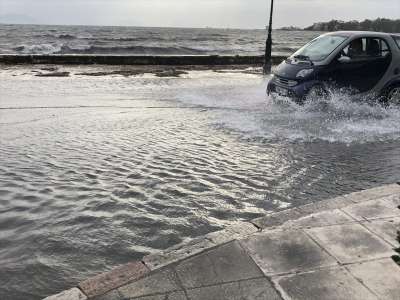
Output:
[{"xmin": 45, "ymin": 184, "xmax": 400, "ymax": 300}]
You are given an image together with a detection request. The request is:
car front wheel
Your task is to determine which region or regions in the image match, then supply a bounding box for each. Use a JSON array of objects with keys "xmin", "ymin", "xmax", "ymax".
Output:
[
  {"xmin": 386, "ymin": 85, "xmax": 400, "ymax": 106},
  {"xmin": 304, "ymin": 85, "xmax": 329, "ymax": 102}
]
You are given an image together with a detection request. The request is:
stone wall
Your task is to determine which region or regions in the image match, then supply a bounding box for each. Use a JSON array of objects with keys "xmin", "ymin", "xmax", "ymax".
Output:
[{"xmin": 0, "ymin": 55, "xmax": 286, "ymax": 66}]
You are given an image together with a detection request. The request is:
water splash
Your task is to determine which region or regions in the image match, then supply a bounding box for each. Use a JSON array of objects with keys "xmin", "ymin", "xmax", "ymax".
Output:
[{"xmin": 175, "ymin": 76, "xmax": 400, "ymax": 144}]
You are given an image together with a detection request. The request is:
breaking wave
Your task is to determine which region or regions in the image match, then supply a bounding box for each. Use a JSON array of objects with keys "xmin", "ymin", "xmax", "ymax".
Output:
[
  {"xmin": 57, "ymin": 34, "xmax": 77, "ymax": 39},
  {"xmin": 13, "ymin": 44, "xmax": 220, "ymax": 55},
  {"xmin": 12, "ymin": 43, "xmax": 295, "ymax": 56},
  {"xmin": 58, "ymin": 45, "xmax": 211, "ymax": 55},
  {"xmin": 13, "ymin": 44, "xmax": 62, "ymax": 54}
]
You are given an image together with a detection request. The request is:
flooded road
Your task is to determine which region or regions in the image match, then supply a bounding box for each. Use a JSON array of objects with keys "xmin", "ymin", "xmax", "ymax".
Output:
[{"xmin": 1, "ymin": 66, "xmax": 400, "ymax": 299}]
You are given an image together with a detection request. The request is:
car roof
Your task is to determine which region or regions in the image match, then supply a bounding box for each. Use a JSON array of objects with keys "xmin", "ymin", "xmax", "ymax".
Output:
[{"xmin": 323, "ymin": 31, "xmax": 396, "ymax": 38}]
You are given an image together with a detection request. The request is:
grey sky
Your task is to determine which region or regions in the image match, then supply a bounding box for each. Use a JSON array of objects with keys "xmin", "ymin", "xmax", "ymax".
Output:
[{"xmin": 0, "ymin": 0, "xmax": 399, "ymax": 28}]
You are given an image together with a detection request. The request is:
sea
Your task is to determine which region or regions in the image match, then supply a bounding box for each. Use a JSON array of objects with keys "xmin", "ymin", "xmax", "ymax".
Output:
[
  {"xmin": 1, "ymin": 24, "xmax": 400, "ymax": 300},
  {"xmin": 0, "ymin": 24, "xmax": 321, "ymax": 56}
]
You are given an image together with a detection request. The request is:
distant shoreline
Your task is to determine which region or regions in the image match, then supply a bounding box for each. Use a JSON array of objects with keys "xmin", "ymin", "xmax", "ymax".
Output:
[
  {"xmin": 1, "ymin": 18, "xmax": 399, "ymax": 33},
  {"xmin": 279, "ymin": 18, "xmax": 400, "ymax": 33}
]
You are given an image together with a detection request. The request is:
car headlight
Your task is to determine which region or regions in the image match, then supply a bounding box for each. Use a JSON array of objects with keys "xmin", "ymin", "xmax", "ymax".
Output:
[{"xmin": 296, "ymin": 69, "xmax": 314, "ymax": 78}]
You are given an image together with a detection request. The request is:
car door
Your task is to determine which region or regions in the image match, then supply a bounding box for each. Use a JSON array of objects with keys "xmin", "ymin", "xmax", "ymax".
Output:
[{"xmin": 324, "ymin": 37, "xmax": 392, "ymax": 93}]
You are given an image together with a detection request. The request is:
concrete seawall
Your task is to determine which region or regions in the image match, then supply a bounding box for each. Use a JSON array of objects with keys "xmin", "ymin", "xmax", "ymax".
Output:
[
  {"xmin": 44, "ymin": 184, "xmax": 400, "ymax": 300},
  {"xmin": 0, "ymin": 54, "xmax": 286, "ymax": 66}
]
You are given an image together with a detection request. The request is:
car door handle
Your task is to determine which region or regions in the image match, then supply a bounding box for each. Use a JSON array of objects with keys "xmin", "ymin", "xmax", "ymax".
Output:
[{"xmin": 394, "ymin": 68, "xmax": 400, "ymax": 75}]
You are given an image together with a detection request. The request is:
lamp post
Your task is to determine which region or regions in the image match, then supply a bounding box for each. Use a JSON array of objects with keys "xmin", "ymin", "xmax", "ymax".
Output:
[{"xmin": 263, "ymin": 0, "xmax": 274, "ymax": 74}]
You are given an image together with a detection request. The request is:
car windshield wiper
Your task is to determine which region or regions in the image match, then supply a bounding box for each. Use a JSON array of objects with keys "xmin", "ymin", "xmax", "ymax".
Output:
[{"xmin": 294, "ymin": 55, "xmax": 314, "ymax": 65}]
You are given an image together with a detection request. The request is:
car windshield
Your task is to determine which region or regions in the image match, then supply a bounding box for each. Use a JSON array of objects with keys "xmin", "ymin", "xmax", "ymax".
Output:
[
  {"xmin": 291, "ymin": 35, "xmax": 348, "ymax": 62},
  {"xmin": 393, "ymin": 35, "xmax": 400, "ymax": 49}
]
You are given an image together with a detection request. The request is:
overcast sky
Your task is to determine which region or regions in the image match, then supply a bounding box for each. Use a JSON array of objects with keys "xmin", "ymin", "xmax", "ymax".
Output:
[{"xmin": 0, "ymin": 0, "xmax": 399, "ymax": 28}]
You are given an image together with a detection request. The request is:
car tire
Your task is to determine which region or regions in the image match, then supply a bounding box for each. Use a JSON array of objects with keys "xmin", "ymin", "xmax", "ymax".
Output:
[
  {"xmin": 384, "ymin": 84, "xmax": 400, "ymax": 106},
  {"xmin": 304, "ymin": 85, "xmax": 329, "ymax": 102}
]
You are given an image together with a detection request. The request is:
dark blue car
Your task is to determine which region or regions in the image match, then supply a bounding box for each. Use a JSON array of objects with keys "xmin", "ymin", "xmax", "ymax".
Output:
[{"xmin": 267, "ymin": 31, "xmax": 400, "ymax": 105}]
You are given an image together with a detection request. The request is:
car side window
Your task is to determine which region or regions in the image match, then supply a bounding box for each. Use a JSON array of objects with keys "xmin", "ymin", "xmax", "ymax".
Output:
[
  {"xmin": 368, "ymin": 38, "xmax": 390, "ymax": 58},
  {"xmin": 340, "ymin": 38, "xmax": 366, "ymax": 60},
  {"xmin": 340, "ymin": 37, "xmax": 391, "ymax": 61}
]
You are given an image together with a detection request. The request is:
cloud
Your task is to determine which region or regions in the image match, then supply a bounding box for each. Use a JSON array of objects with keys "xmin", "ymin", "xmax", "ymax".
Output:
[{"xmin": 0, "ymin": 0, "xmax": 398, "ymax": 28}]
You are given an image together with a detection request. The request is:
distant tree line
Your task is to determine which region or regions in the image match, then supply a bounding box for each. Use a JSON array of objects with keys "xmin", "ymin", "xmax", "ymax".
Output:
[{"xmin": 304, "ymin": 18, "xmax": 400, "ymax": 33}]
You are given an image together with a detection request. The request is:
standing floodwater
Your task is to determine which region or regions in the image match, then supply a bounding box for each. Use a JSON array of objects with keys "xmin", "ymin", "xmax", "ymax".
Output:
[{"xmin": 1, "ymin": 66, "xmax": 400, "ymax": 299}]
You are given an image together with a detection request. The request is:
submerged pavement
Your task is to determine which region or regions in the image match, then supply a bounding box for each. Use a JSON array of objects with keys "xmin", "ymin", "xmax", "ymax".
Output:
[{"xmin": 45, "ymin": 184, "xmax": 400, "ymax": 300}]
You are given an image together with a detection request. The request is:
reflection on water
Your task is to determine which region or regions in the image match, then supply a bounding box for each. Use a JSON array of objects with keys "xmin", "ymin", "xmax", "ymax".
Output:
[{"xmin": 1, "ymin": 67, "xmax": 400, "ymax": 299}]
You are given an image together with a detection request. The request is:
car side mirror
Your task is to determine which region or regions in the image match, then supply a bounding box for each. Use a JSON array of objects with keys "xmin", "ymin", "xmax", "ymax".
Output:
[{"xmin": 338, "ymin": 56, "xmax": 351, "ymax": 63}]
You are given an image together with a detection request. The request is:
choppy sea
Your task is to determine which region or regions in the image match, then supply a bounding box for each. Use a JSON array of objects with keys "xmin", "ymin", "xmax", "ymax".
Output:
[{"xmin": 0, "ymin": 24, "xmax": 321, "ymax": 56}]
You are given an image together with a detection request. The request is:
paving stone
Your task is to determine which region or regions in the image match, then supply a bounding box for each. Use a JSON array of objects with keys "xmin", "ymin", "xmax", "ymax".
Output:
[
  {"xmin": 79, "ymin": 261, "xmax": 149, "ymax": 298},
  {"xmin": 306, "ymin": 224, "xmax": 395, "ymax": 263},
  {"xmin": 187, "ymin": 277, "xmax": 282, "ymax": 300},
  {"xmin": 228, "ymin": 222, "xmax": 260, "ymax": 235},
  {"xmin": 92, "ymin": 290, "xmax": 121, "ymax": 300},
  {"xmin": 275, "ymin": 267, "xmax": 378, "ymax": 300},
  {"xmin": 175, "ymin": 241, "xmax": 263, "ymax": 289},
  {"xmin": 342, "ymin": 199, "xmax": 400, "ymax": 221},
  {"xmin": 134, "ymin": 291, "xmax": 187, "ymax": 300},
  {"xmin": 251, "ymin": 208, "xmax": 305, "ymax": 229},
  {"xmin": 343, "ymin": 184, "xmax": 400, "ymax": 204},
  {"xmin": 43, "ymin": 288, "xmax": 87, "ymax": 300},
  {"xmin": 143, "ymin": 238, "xmax": 216, "ymax": 270},
  {"xmin": 347, "ymin": 258, "xmax": 400, "ymax": 300},
  {"xmin": 362, "ymin": 217, "xmax": 400, "ymax": 247},
  {"xmin": 118, "ymin": 268, "xmax": 180, "ymax": 299},
  {"xmin": 240, "ymin": 229, "xmax": 337, "ymax": 275},
  {"xmin": 94, "ymin": 291, "xmax": 187, "ymax": 300},
  {"xmin": 282, "ymin": 209, "xmax": 354, "ymax": 229},
  {"xmin": 296, "ymin": 196, "xmax": 352, "ymax": 215},
  {"xmin": 206, "ymin": 222, "xmax": 259, "ymax": 244},
  {"xmin": 205, "ymin": 230, "xmax": 237, "ymax": 245},
  {"xmin": 252, "ymin": 196, "xmax": 356, "ymax": 230},
  {"xmin": 381, "ymin": 194, "xmax": 400, "ymax": 207}
]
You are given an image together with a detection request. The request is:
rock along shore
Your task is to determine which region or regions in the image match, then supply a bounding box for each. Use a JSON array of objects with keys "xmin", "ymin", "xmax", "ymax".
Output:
[
  {"xmin": 44, "ymin": 184, "xmax": 400, "ymax": 300},
  {"xmin": 0, "ymin": 54, "xmax": 286, "ymax": 66}
]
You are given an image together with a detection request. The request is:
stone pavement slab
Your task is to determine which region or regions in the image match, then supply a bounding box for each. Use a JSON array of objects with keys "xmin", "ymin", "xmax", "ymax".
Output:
[
  {"xmin": 306, "ymin": 223, "xmax": 395, "ymax": 263},
  {"xmin": 251, "ymin": 208, "xmax": 305, "ymax": 229},
  {"xmin": 187, "ymin": 278, "xmax": 282, "ymax": 300},
  {"xmin": 43, "ymin": 288, "xmax": 87, "ymax": 300},
  {"xmin": 205, "ymin": 222, "xmax": 259, "ymax": 245},
  {"xmin": 362, "ymin": 217, "xmax": 400, "ymax": 247},
  {"xmin": 281, "ymin": 209, "xmax": 353, "ymax": 229},
  {"xmin": 92, "ymin": 290, "xmax": 120, "ymax": 300},
  {"xmin": 347, "ymin": 258, "xmax": 400, "ymax": 300},
  {"xmin": 143, "ymin": 237, "xmax": 216, "ymax": 270},
  {"xmin": 296, "ymin": 196, "xmax": 353, "ymax": 215},
  {"xmin": 252, "ymin": 194, "xmax": 358, "ymax": 230},
  {"xmin": 275, "ymin": 267, "xmax": 379, "ymax": 300},
  {"xmin": 118, "ymin": 268, "xmax": 181, "ymax": 299},
  {"xmin": 134, "ymin": 291, "xmax": 187, "ymax": 300},
  {"xmin": 143, "ymin": 222, "xmax": 259, "ymax": 272},
  {"xmin": 382, "ymin": 194, "xmax": 400, "ymax": 206},
  {"xmin": 175, "ymin": 241, "xmax": 263, "ymax": 289},
  {"xmin": 342, "ymin": 184, "xmax": 400, "ymax": 203},
  {"xmin": 240, "ymin": 229, "xmax": 337, "ymax": 275},
  {"xmin": 342, "ymin": 198, "xmax": 400, "ymax": 221},
  {"xmin": 79, "ymin": 261, "xmax": 149, "ymax": 298}
]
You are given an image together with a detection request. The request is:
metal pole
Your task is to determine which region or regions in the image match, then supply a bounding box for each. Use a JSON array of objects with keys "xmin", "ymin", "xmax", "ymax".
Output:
[{"xmin": 263, "ymin": 0, "xmax": 274, "ymax": 74}]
